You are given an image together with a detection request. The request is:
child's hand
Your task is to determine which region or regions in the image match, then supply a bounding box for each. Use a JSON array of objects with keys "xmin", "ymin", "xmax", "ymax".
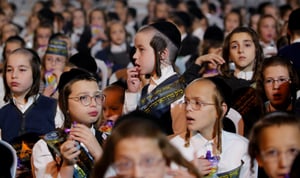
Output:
[
  {"xmin": 126, "ymin": 67, "xmax": 141, "ymax": 93},
  {"xmin": 43, "ymin": 85, "xmax": 55, "ymax": 97},
  {"xmin": 69, "ymin": 124, "xmax": 103, "ymax": 161},
  {"xmin": 60, "ymin": 139, "xmax": 81, "ymax": 165},
  {"xmin": 195, "ymin": 54, "xmax": 225, "ymax": 66},
  {"xmin": 192, "ymin": 155, "xmax": 212, "ymax": 176}
]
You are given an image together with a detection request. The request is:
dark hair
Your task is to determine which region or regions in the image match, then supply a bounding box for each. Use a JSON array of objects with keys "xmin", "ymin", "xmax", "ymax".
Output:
[
  {"xmin": 290, "ymin": 153, "xmax": 300, "ymax": 178},
  {"xmin": 58, "ymin": 69, "xmax": 97, "ymax": 129},
  {"xmin": 221, "ymin": 26, "xmax": 264, "ymax": 83},
  {"xmin": 2, "ymin": 35, "xmax": 26, "ymax": 61},
  {"xmin": 3, "ymin": 48, "xmax": 41, "ymax": 102},
  {"xmin": 91, "ymin": 110, "xmax": 201, "ymax": 178},
  {"xmin": 248, "ymin": 111, "xmax": 300, "ymax": 172},
  {"xmin": 256, "ymin": 55, "xmax": 299, "ymax": 112}
]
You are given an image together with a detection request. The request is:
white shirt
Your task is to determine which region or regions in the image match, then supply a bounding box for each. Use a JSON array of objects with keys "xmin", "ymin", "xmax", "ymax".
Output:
[{"xmin": 170, "ymin": 131, "xmax": 257, "ymax": 177}]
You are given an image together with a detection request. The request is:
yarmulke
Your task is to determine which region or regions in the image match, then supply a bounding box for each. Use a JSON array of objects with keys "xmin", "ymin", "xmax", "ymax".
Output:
[
  {"xmin": 173, "ymin": 11, "xmax": 192, "ymax": 29},
  {"xmin": 57, "ymin": 68, "xmax": 94, "ymax": 92},
  {"xmin": 203, "ymin": 25, "xmax": 224, "ymax": 42},
  {"xmin": 288, "ymin": 8, "xmax": 300, "ymax": 31},
  {"xmin": 150, "ymin": 21, "xmax": 181, "ymax": 49},
  {"xmin": 69, "ymin": 52, "xmax": 97, "ymax": 74},
  {"xmin": 45, "ymin": 39, "xmax": 68, "ymax": 57}
]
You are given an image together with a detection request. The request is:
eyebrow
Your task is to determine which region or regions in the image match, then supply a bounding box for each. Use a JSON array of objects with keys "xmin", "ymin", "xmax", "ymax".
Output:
[{"xmin": 230, "ymin": 39, "xmax": 253, "ymax": 44}]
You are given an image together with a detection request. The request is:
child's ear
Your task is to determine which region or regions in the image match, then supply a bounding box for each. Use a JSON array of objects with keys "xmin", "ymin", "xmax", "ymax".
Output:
[
  {"xmin": 159, "ymin": 48, "xmax": 169, "ymax": 61},
  {"xmin": 221, "ymin": 102, "xmax": 228, "ymax": 117}
]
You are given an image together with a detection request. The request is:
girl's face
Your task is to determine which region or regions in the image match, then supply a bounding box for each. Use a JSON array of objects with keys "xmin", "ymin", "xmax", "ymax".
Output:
[
  {"xmin": 184, "ymin": 80, "xmax": 219, "ymax": 139},
  {"xmin": 4, "ymin": 42, "xmax": 23, "ymax": 60},
  {"xmin": 110, "ymin": 23, "xmax": 126, "ymax": 45},
  {"xmin": 259, "ymin": 17, "xmax": 277, "ymax": 44},
  {"xmin": 6, "ymin": 53, "xmax": 33, "ymax": 98},
  {"xmin": 102, "ymin": 89, "xmax": 123, "ymax": 120},
  {"xmin": 225, "ymin": 12, "xmax": 240, "ymax": 33},
  {"xmin": 263, "ymin": 65, "xmax": 291, "ymax": 109},
  {"xmin": 72, "ymin": 10, "xmax": 85, "ymax": 28},
  {"xmin": 2, "ymin": 24, "xmax": 17, "ymax": 42},
  {"xmin": 68, "ymin": 80, "xmax": 102, "ymax": 126},
  {"xmin": 133, "ymin": 31, "xmax": 156, "ymax": 75},
  {"xmin": 36, "ymin": 28, "xmax": 52, "ymax": 47},
  {"xmin": 114, "ymin": 137, "xmax": 167, "ymax": 178},
  {"xmin": 90, "ymin": 10, "xmax": 105, "ymax": 27},
  {"xmin": 44, "ymin": 54, "xmax": 67, "ymax": 74},
  {"xmin": 257, "ymin": 125, "xmax": 300, "ymax": 178},
  {"xmin": 229, "ymin": 32, "xmax": 256, "ymax": 72}
]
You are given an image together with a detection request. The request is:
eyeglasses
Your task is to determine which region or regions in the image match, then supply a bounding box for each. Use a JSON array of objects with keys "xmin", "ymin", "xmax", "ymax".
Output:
[
  {"xmin": 184, "ymin": 99, "xmax": 215, "ymax": 111},
  {"xmin": 112, "ymin": 157, "xmax": 164, "ymax": 175},
  {"xmin": 68, "ymin": 93, "xmax": 105, "ymax": 106},
  {"xmin": 260, "ymin": 148, "xmax": 299, "ymax": 163},
  {"xmin": 264, "ymin": 77, "xmax": 290, "ymax": 86}
]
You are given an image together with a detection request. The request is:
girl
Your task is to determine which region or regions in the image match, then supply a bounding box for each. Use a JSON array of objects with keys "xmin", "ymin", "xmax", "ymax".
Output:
[
  {"xmin": 0, "ymin": 48, "xmax": 58, "ymax": 177},
  {"xmin": 170, "ymin": 77, "xmax": 256, "ymax": 177},
  {"xmin": 92, "ymin": 110, "xmax": 201, "ymax": 178},
  {"xmin": 33, "ymin": 23, "xmax": 53, "ymax": 58},
  {"xmin": 221, "ymin": 26, "xmax": 264, "ymax": 83},
  {"xmin": 256, "ymin": 56, "xmax": 299, "ymax": 113},
  {"xmin": 95, "ymin": 20, "xmax": 133, "ymax": 84},
  {"xmin": 32, "ymin": 68, "xmax": 104, "ymax": 177},
  {"xmin": 248, "ymin": 111, "xmax": 300, "ymax": 178},
  {"xmin": 257, "ymin": 14, "xmax": 278, "ymax": 57},
  {"xmin": 224, "ymin": 10, "xmax": 242, "ymax": 37},
  {"xmin": 88, "ymin": 8, "xmax": 108, "ymax": 57}
]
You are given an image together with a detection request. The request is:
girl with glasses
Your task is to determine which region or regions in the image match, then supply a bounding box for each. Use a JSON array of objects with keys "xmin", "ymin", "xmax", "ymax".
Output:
[
  {"xmin": 170, "ymin": 77, "xmax": 257, "ymax": 177},
  {"xmin": 256, "ymin": 56, "xmax": 299, "ymax": 114},
  {"xmin": 32, "ymin": 68, "xmax": 104, "ymax": 178},
  {"xmin": 92, "ymin": 110, "xmax": 201, "ymax": 178},
  {"xmin": 248, "ymin": 111, "xmax": 300, "ymax": 178}
]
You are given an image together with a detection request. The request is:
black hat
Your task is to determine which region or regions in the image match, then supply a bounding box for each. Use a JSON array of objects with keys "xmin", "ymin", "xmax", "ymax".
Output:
[
  {"xmin": 207, "ymin": 76, "xmax": 232, "ymax": 107},
  {"xmin": 288, "ymin": 8, "xmax": 300, "ymax": 31},
  {"xmin": 69, "ymin": 52, "xmax": 97, "ymax": 74},
  {"xmin": 150, "ymin": 21, "xmax": 181, "ymax": 49},
  {"xmin": 57, "ymin": 68, "xmax": 94, "ymax": 92},
  {"xmin": 173, "ymin": 11, "xmax": 192, "ymax": 29},
  {"xmin": 203, "ymin": 25, "xmax": 224, "ymax": 42}
]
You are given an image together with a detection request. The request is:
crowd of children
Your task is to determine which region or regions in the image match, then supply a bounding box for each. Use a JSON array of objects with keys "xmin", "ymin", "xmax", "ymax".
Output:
[{"xmin": 0, "ymin": 0, "xmax": 300, "ymax": 177}]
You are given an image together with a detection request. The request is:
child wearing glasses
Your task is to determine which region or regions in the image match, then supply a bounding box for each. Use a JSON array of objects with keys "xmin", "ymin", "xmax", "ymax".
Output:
[
  {"xmin": 248, "ymin": 111, "xmax": 300, "ymax": 178},
  {"xmin": 256, "ymin": 56, "xmax": 299, "ymax": 114},
  {"xmin": 0, "ymin": 48, "xmax": 59, "ymax": 177},
  {"xmin": 32, "ymin": 68, "xmax": 104, "ymax": 178},
  {"xmin": 170, "ymin": 77, "xmax": 257, "ymax": 177},
  {"xmin": 92, "ymin": 110, "xmax": 201, "ymax": 178},
  {"xmin": 41, "ymin": 38, "xmax": 69, "ymax": 99}
]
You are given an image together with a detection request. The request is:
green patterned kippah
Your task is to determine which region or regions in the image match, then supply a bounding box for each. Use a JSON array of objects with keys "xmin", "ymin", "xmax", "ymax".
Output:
[{"xmin": 45, "ymin": 39, "xmax": 68, "ymax": 57}]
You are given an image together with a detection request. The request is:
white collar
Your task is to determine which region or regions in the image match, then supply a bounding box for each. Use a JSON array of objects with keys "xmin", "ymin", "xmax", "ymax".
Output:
[
  {"xmin": 149, "ymin": 65, "xmax": 176, "ymax": 86},
  {"xmin": 236, "ymin": 71, "xmax": 253, "ymax": 80},
  {"xmin": 12, "ymin": 94, "xmax": 39, "ymax": 113},
  {"xmin": 292, "ymin": 38, "xmax": 300, "ymax": 44}
]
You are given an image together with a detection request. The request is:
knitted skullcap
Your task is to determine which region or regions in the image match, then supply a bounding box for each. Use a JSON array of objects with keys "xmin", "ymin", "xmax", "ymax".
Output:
[
  {"xmin": 149, "ymin": 21, "xmax": 181, "ymax": 49},
  {"xmin": 288, "ymin": 8, "xmax": 300, "ymax": 31},
  {"xmin": 45, "ymin": 39, "xmax": 68, "ymax": 58},
  {"xmin": 57, "ymin": 68, "xmax": 94, "ymax": 92}
]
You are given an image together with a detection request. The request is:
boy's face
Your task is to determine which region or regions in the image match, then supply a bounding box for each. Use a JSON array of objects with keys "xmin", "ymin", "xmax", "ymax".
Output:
[
  {"xmin": 133, "ymin": 31, "xmax": 156, "ymax": 75},
  {"xmin": 36, "ymin": 28, "xmax": 52, "ymax": 47},
  {"xmin": 257, "ymin": 125, "xmax": 300, "ymax": 178}
]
